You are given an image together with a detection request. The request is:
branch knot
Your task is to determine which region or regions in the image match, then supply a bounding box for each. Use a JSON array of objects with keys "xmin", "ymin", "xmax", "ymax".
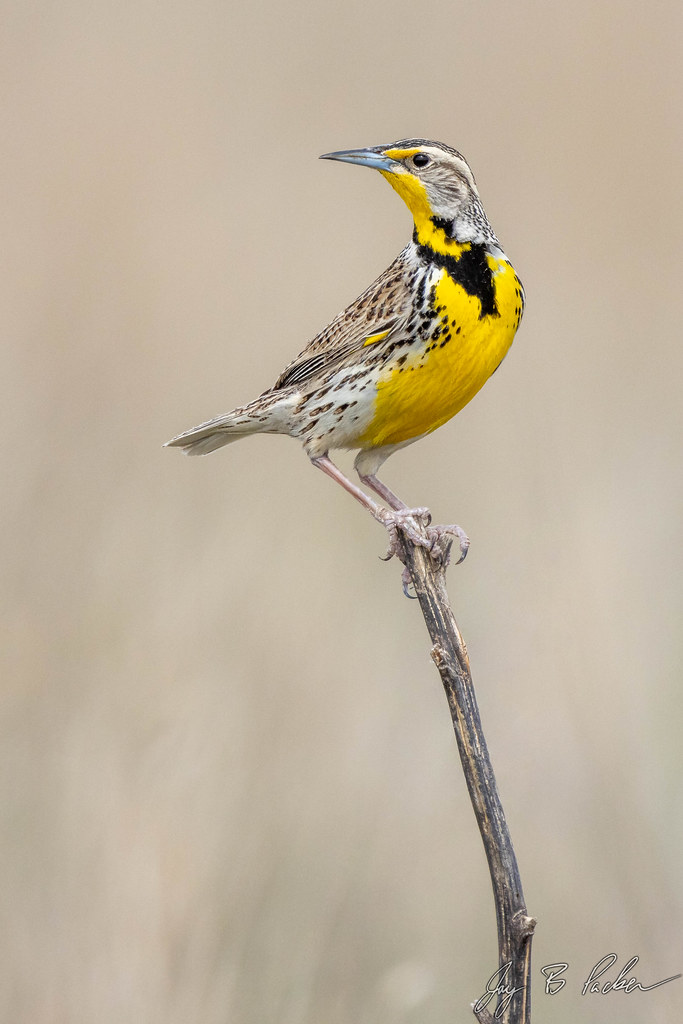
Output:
[
  {"xmin": 430, "ymin": 642, "xmax": 447, "ymax": 668},
  {"xmin": 512, "ymin": 911, "xmax": 537, "ymax": 941}
]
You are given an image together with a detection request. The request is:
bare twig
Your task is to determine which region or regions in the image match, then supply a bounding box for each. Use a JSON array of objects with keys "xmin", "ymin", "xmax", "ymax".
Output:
[{"xmin": 395, "ymin": 532, "xmax": 536, "ymax": 1024}]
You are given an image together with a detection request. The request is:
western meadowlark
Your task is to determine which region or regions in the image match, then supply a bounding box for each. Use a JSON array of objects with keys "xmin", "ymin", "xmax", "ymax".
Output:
[{"xmin": 166, "ymin": 140, "xmax": 524, "ymax": 576}]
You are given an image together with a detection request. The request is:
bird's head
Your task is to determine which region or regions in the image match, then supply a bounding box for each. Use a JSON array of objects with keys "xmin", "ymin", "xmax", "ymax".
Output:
[{"xmin": 320, "ymin": 139, "xmax": 495, "ymax": 248}]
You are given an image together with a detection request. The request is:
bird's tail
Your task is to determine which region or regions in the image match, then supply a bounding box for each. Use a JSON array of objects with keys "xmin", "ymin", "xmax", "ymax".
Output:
[{"xmin": 164, "ymin": 394, "xmax": 291, "ymax": 456}]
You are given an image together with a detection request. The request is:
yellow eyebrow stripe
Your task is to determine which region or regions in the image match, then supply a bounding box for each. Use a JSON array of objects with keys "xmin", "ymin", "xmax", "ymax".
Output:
[
  {"xmin": 384, "ymin": 147, "xmax": 420, "ymax": 160},
  {"xmin": 363, "ymin": 328, "xmax": 392, "ymax": 346}
]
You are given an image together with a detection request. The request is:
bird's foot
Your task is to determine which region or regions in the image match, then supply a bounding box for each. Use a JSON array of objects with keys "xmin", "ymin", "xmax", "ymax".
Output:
[
  {"xmin": 426, "ymin": 522, "xmax": 470, "ymax": 567},
  {"xmin": 376, "ymin": 506, "xmax": 432, "ymax": 561},
  {"xmin": 401, "ymin": 565, "xmax": 417, "ymax": 599},
  {"xmin": 375, "ymin": 507, "xmax": 470, "ymax": 569}
]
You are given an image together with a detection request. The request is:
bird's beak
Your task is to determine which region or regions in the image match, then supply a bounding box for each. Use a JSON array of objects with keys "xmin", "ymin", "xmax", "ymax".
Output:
[{"xmin": 319, "ymin": 148, "xmax": 403, "ymax": 173}]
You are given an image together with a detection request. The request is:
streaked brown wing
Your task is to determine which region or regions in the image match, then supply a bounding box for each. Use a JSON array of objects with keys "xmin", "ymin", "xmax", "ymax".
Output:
[{"xmin": 271, "ymin": 253, "xmax": 412, "ymax": 392}]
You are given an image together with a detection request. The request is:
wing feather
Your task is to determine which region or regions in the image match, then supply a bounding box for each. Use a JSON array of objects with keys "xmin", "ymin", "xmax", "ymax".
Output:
[{"xmin": 271, "ymin": 251, "xmax": 412, "ymax": 392}]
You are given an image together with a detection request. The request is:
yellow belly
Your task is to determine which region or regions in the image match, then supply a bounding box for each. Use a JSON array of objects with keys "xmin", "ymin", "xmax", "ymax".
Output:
[{"xmin": 359, "ymin": 256, "xmax": 522, "ymax": 448}]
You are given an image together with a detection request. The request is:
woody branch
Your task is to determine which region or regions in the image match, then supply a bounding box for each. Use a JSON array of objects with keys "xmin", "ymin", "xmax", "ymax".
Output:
[{"xmin": 394, "ymin": 533, "xmax": 536, "ymax": 1024}]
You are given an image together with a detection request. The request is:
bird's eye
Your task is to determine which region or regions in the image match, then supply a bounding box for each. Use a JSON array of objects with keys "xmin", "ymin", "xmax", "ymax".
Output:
[{"xmin": 412, "ymin": 153, "xmax": 431, "ymax": 168}]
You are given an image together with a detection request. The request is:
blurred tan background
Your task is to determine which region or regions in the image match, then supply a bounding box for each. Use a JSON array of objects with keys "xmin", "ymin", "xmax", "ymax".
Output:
[{"xmin": 2, "ymin": 1, "xmax": 682, "ymax": 1021}]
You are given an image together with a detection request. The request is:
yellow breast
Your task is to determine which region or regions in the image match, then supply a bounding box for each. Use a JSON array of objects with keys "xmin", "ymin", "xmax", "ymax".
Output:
[{"xmin": 359, "ymin": 255, "xmax": 523, "ymax": 448}]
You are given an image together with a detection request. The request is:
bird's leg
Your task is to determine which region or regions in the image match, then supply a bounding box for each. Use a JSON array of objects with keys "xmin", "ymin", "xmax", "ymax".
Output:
[
  {"xmin": 310, "ymin": 455, "xmax": 433, "ymax": 560},
  {"xmin": 357, "ymin": 472, "xmax": 424, "ymax": 514},
  {"xmin": 358, "ymin": 470, "xmax": 470, "ymax": 567},
  {"xmin": 356, "ymin": 469, "xmax": 432, "ymax": 594}
]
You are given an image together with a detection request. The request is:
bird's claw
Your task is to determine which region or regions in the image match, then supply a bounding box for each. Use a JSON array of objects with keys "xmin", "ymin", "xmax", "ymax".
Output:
[
  {"xmin": 427, "ymin": 523, "xmax": 470, "ymax": 566},
  {"xmin": 401, "ymin": 566, "xmax": 417, "ymax": 599},
  {"xmin": 375, "ymin": 507, "xmax": 470, "ymax": 574},
  {"xmin": 376, "ymin": 506, "xmax": 432, "ymax": 562}
]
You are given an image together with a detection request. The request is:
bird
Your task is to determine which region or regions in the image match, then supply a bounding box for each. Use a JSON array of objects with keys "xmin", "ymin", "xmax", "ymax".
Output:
[{"xmin": 166, "ymin": 139, "xmax": 524, "ymax": 575}]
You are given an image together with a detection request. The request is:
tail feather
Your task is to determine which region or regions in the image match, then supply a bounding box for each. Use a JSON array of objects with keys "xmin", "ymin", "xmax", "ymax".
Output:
[{"xmin": 164, "ymin": 395, "xmax": 291, "ymax": 456}]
